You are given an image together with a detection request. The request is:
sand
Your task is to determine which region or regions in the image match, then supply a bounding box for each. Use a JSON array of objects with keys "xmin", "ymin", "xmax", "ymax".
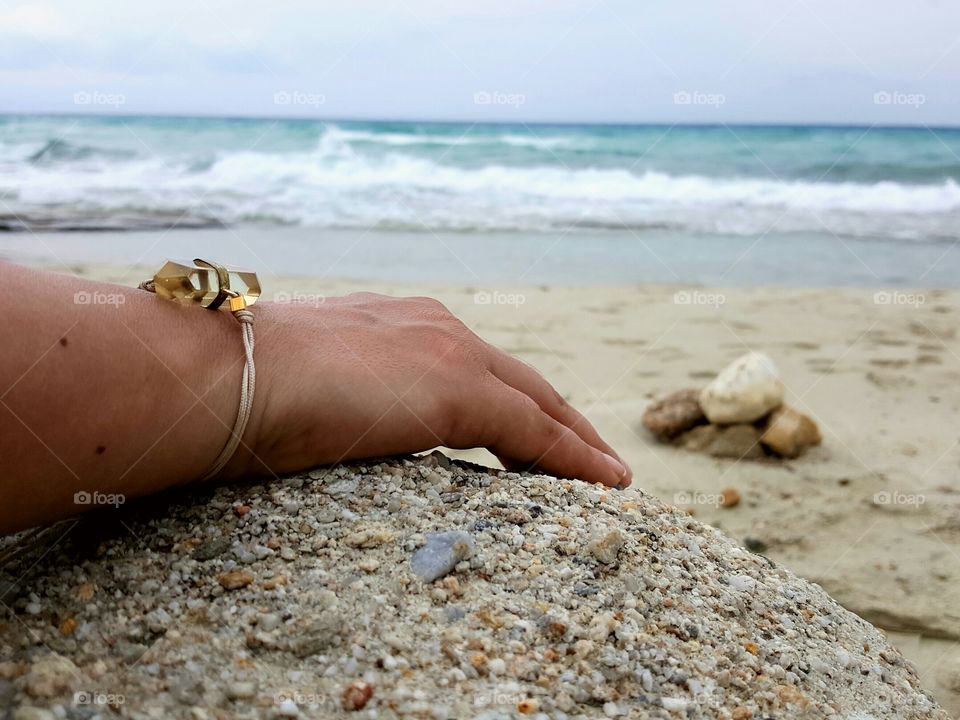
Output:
[
  {"xmin": 6, "ymin": 262, "xmax": 960, "ymax": 714},
  {"xmin": 0, "ymin": 454, "xmax": 949, "ymax": 718}
]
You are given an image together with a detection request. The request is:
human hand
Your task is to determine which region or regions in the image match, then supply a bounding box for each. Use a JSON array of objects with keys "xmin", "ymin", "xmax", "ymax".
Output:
[{"xmin": 233, "ymin": 293, "xmax": 631, "ymax": 488}]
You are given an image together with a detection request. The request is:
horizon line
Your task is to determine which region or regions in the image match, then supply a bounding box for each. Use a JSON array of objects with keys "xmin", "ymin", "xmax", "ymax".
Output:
[{"xmin": 3, "ymin": 111, "xmax": 960, "ymax": 131}]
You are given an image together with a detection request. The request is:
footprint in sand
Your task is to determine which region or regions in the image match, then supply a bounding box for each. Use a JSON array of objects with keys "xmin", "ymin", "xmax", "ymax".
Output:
[
  {"xmin": 869, "ymin": 359, "xmax": 911, "ymax": 368},
  {"xmin": 866, "ymin": 371, "xmax": 915, "ymax": 389}
]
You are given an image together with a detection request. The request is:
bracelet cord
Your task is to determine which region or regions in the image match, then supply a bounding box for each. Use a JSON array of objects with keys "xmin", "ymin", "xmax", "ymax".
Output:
[{"xmin": 138, "ymin": 279, "xmax": 256, "ymax": 481}]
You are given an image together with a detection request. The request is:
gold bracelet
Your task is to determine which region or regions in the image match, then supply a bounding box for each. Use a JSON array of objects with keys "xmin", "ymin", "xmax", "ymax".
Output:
[{"xmin": 140, "ymin": 259, "xmax": 261, "ymax": 480}]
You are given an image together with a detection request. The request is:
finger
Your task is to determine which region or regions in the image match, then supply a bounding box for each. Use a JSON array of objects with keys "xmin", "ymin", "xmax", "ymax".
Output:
[
  {"xmin": 486, "ymin": 348, "xmax": 632, "ymax": 486},
  {"xmin": 484, "ymin": 382, "xmax": 627, "ymax": 488}
]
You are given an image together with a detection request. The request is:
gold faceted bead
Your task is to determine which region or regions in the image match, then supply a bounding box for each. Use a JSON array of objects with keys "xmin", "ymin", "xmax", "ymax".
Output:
[
  {"xmin": 152, "ymin": 260, "xmax": 262, "ymax": 309},
  {"xmin": 224, "ymin": 268, "xmax": 261, "ymax": 307},
  {"xmin": 153, "ymin": 260, "xmax": 219, "ymax": 307}
]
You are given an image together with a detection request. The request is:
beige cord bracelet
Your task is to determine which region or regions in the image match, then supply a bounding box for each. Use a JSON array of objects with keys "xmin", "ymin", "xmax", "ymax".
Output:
[{"xmin": 140, "ymin": 258, "xmax": 261, "ymax": 480}]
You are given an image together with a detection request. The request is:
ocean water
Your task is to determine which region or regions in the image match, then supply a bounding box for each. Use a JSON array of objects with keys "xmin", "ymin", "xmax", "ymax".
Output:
[{"xmin": 1, "ymin": 115, "xmax": 958, "ymax": 285}]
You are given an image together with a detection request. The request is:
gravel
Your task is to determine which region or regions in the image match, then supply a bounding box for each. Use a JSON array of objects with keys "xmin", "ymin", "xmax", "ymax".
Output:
[{"xmin": 0, "ymin": 452, "xmax": 948, "ymax": 719}]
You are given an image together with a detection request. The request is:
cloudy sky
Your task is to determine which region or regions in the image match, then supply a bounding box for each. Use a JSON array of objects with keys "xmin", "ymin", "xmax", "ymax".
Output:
[{"xmin": 1, "ymin": 0, "xmax": 958, "ymax": 124}]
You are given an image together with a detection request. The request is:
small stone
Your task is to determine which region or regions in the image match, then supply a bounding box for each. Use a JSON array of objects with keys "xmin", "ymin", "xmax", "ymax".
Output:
[
  {"xmin": 341, "ymin": 680, "xmax": 373, "ymax": 711},
  {"xmin": 325, "ymin": 479, "xmax": 359, "ymax": 496},
  {"xmin": 342, "ymin": 528, "xmax": 395, "ymax": 548},
  {"xmin": 410, "ymin": 531, "xmax": 475, "ymax": 583},
  {"xmin": 192, "ymin": 537, "xmax": 231, "ymax": 561},
  {"xmin": 517, "ymin": 698, "xmax": 539, "ymax": 714},
  {"xmin": 259, "ymin": 613, "xmax": 282, "ymax": 632},
  {"xmin": 642, "ymin": 388, "xmax": 706, "ymax": 439},
  {"xmin": 358, "ymin": 557, "xmax": 380, "ymax": 573},
  {"xmin": 586, "ymin": 530, "xmax": 627, "ymax": 564},
  {"xmin": 705, "ymin": 425, "xmax": 764, "ymax": 460},
  {"xmin": 58, "ymin": 617, "xmax": 77, "ymax": 636},
  {"xmin": 280, "ymin": 546, "xmax": 297, "ymax": 561},
  {"xmin": 263, "ymin": 575, "xmax": 287, "ymax": 590},
  {"xmin": 276, "ymin": 698, "xmax": 299, "ymax": 717},
  {"xmin": 233, "ymin": 504, "xmax": 251, "ymax": 516},
  {"xmin": 218, "ymin": 570, "xmax": 254, "ymax": 590},
  {"xmin": 662, "ymin": 698, "xmax": 689, "ymax": 712},
  {"xmin": 720, "ymin": 488, "xmax": 741, "ymax": 508},
  {"xmin": 226, "ymin": 681, "xmax": 257, "ymax": 700},
  {"xmin": 23, "ymin": 655, "xmax": 78, "ymax": 699},
  {"xmin": 700, "ymin": 352, "xmax": 784, "ymax": 424},
  {"xmin": 603, "ymin": 701, "xmax": 624, "ymax": 717},
  {"xmin": 760, "ymin": 405, "xmax": 822, "ymax": 458}
]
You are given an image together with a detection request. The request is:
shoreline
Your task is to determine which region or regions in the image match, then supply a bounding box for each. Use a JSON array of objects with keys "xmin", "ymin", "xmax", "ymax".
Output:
[{"xmin": 1, "ymin": 225, "xmax": 957, "ymax": 288}]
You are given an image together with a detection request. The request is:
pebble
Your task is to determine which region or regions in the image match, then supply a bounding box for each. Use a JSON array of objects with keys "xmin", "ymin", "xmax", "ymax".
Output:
[
  {"xmin": 226, "ymin": 681, "xmax": 256, "ymax": 700},
  {"xmin": 276, "ymin": 698, "xmax": 299, "ymax": 717},
  {"xmin": 720, "ymin": 487, "xmax": 741, "ymax": 508},
  {"xmin": 341, "ymin": 680, "xmax": 373, "ymax": 711},
  {"xmin": 410, "ymin": 531, "xmax": 475, "ymax": 583},
  {"xmin": 218, "ymin": 570, "xmax": 254, "ymax": 590},
  {"xmin": 192, "ymin": 537, "xmax": 231, "ymax": 561},
  {"xmin": 586, "ymin": 529, "xmax": 627, "ymax": 564},
  {"xmin": 259, "ymin": 613, "xmax": 281, "ymax": 632}
]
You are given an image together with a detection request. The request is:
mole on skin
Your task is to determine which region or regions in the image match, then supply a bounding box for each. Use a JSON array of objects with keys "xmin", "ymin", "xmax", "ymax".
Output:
[
  {"xmin": 59, "ymin": 337, "xmax": 68, "ymax": 347},
  {"xmin": 95, "ymin": 445, "xmax": 106, "ymax": 455}
]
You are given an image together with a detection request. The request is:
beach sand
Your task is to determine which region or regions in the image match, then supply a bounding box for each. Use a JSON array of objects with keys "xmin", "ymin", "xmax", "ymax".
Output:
[{"xmin": 46, "ymin": 263, "xmax": 960, "ymax": 713}]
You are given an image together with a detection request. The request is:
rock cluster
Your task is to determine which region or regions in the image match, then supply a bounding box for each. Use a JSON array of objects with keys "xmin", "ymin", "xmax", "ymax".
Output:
[
  {"xmin": 642, "ymin": 352, "xmax": 821, "ymax": 460},
  {"xmin": 0, "ymin": 454, "xmax": 945, "ymax": 719}
]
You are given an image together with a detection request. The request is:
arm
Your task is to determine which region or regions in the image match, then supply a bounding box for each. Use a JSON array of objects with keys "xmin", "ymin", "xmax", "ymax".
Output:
[{"xmin": 0, "ymin": 262, "xmax": 631, "ymax": 535}]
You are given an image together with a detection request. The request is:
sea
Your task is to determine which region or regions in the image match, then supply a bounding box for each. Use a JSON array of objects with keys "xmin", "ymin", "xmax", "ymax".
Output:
[{"xmin": 1, "ymin": 114, "xmax": 958, "ymax": 286}]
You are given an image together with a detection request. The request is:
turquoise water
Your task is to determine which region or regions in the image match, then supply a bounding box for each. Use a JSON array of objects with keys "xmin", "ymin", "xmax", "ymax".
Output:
[{"xmin": 0, "ymin": 115, "xmax": 958, "ymax": 285}]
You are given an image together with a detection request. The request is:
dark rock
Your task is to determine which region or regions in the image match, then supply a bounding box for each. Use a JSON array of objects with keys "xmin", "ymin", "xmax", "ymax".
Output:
[
  {"xmin": 642, "ymin": 389, "xmax": 706, "ymax": 439},
  {"xmin": 678, "ymin": 424, "xmax": 764, "ymax": 460},
  {"xmin": 745, "ymin": 537, "xmax": 769, "ymax": 553},
  {"xmin": 191, "ymin": 537, "xmax": 232, "ymax": 562}
]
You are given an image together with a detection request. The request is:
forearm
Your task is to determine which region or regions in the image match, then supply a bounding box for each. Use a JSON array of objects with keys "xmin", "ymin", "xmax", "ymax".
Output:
[
  {"xmin": 0, "ymin": 262, "xmax": 243, "ymax": 534},
  {"xmin": 0, "ymin": 262, "xmax": 632, "ymax": 535}
]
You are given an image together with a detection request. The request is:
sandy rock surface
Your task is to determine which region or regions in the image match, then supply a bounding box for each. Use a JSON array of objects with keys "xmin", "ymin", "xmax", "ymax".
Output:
[{"xmin": 0, "ymin": 454, "xmax": 947, "ymax": 720}]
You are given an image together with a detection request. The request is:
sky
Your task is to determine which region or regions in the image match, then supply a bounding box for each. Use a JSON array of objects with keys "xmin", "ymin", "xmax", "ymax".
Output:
[{"xmin": 1, "ymin": 0, "xmax": 959, "ymax": 125}]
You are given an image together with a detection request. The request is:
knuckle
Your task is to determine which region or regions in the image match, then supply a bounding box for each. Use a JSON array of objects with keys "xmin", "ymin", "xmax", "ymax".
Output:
[
  {"xmin": 409, "ymin": 295, "xmax": 451, "ymax": 315},
  {"xmin": 432, "ymin": 330, "xmax": 485, "ymax": 369}
]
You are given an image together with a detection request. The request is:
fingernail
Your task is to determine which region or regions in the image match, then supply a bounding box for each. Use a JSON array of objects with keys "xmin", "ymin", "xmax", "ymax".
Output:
[{"xmin": 603, "ymin": 453, "xmax": 627, "ymax": 480}]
